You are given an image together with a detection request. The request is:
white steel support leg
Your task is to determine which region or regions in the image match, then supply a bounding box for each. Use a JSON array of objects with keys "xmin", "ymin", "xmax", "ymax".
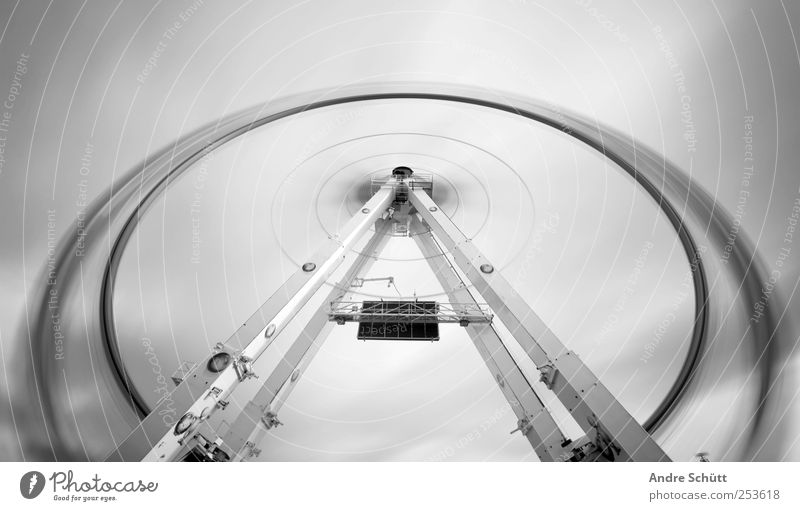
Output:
[
  {"xmin": 220, "ymin": 218, "xmax": 394, "ymax": 460},
  {"xmin": 106, "ymin": 185, "xmax": 395, "ymax": 462},
  {"xmin": 409, "ymin": 188, "xmax": 670, "ymax": 462},
  {"xmin": 411, "ymin": 217, "xmax": 570, "ymax": 461}
]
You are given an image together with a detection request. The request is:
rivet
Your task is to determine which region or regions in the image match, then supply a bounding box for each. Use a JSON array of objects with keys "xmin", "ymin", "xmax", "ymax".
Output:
[
  {"xmin": 429, "ymin": 206, "xmax": 438, "ymax": 212},
  {"xmin": 362, "ymin": 207, "xmax": 370, "ymax": 214},
  {"xmin": 302, "ymin": 262, "xmax": 316, "ymax": 272},
  {"xmin": 265, "ymin": 324, "xmax": 276, "ymax": 338},
  {"xmin": 480, "ymin": 263, "xmax": 494, "ymax": 274}
]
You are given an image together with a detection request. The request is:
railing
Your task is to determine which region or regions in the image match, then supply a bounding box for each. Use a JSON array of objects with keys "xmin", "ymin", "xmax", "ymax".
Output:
[
  {"xmin": 370, "ymin": 174, "xmax": 434, "ymax": 197},
  {"xmin": 327, "ymin": 300, "xmax": 493, "ymax": 325}
]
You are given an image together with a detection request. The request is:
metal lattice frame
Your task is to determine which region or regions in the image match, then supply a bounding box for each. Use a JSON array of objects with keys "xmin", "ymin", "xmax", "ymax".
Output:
[{"xmin": 327, "ymin": 301, "xmax": 493, "ymax": 324}]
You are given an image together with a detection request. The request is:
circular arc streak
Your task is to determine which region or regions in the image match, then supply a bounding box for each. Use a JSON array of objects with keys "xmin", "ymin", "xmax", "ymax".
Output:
[{"xmin": 22, "ymin": 85, "xmax": 779, "ymax": 460}]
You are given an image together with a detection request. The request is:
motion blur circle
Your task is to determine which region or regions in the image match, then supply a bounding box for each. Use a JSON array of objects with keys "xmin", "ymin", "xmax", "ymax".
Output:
[
  {"xmin": 101, "ymin": 90, "xmax": 708, "ymax": 437},
  {"xmin": 31, "ymin": 84, "xmax": 785, "ymax": 463}
]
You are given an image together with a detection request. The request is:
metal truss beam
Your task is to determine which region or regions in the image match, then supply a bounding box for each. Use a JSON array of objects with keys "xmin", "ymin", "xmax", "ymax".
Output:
[
  {"xmin": 411, "ymin": 217, "xmax": 570, "ymax": 461},
  {"xmin": 409, "ymin": 188, "xmax": 670, "ymax": 462},
  {"xmin": 105, "ymin": 185, "xmax": 395, "ymax": 462},
  {"xmin": 219, "ymin": 218, "xmax": 394, "ymax": 460}
]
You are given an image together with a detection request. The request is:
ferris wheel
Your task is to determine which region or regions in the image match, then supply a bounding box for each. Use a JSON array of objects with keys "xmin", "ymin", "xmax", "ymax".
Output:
[{"xmin": 20, "ymin": 84, "xmax": 783, "ymax": 462}]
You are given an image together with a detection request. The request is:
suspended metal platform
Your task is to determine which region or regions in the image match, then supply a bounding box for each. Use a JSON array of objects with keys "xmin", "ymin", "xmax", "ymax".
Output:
[
  {"xmin": 327, "ymin": 300, "xmax": 494, "ymax": 325},
  {"xmin": 328, "ymin": 299, "xmax": 494, "ymax": 342}
]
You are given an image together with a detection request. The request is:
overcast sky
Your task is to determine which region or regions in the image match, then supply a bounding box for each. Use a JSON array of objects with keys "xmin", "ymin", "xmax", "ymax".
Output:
[{"xmin": 1, "ymin": 0, "xmax": 798, "ymax": 461}]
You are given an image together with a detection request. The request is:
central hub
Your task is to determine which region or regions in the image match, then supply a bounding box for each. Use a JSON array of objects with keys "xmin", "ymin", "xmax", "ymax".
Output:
[
  {"xmin": 391, "ymin": 166, "xmax": 414, "ymax": 178},
  {"xmin": 391, "ymin": 166, "xmax": 412, "ymax": 205}
]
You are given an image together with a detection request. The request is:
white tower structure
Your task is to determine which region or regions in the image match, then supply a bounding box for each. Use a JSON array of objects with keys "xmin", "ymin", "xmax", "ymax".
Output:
[{"xmin": 106, "ymin": 167, "xmax": 670, "ymax": 463}]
